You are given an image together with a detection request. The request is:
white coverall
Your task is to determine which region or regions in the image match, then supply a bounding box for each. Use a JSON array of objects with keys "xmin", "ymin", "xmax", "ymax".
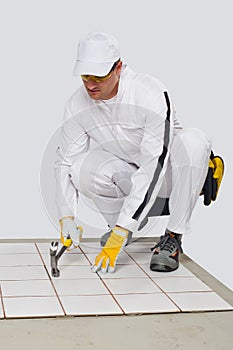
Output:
[{"xmin": 55, "ymin": 66, "xmax": 212, "ymax": 234}]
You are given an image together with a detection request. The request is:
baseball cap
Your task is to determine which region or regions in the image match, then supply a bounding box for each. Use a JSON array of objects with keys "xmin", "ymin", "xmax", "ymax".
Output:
[{"xmin": 73, "ymin": 32, "xmax": 121, "ymax": 76}]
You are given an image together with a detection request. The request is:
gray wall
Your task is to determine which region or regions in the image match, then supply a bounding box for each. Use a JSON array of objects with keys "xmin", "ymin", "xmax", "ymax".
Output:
[{"xmin": 0, "ymin": 0, "xmax": 232, "ymax": 289}]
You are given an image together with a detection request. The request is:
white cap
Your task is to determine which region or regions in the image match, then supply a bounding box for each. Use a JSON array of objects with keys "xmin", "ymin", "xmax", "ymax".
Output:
[{"xmin": 73, "ymin": 32, "xmax": 121, "ymax": 76}]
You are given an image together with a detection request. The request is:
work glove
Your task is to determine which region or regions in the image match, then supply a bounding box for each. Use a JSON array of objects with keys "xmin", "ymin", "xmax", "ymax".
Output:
[
  {"xmin": 200, "ymin": 151, "xmax": 224, "ymax": 206},
  {"xmin": 91, "ymin": 226, "xmax": 129, "ymax": 273},
  {"xmin": 59, "ymin": 216, "xmax": 83, "ymax": 250}
]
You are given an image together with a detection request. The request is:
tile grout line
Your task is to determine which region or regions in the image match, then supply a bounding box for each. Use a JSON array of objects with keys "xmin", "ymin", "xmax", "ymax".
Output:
[
  {"xmin": 82, "ymin": 244, "xmax": 182, "ymax": 312},
  {"xmin": 78, "ymin": 245, "xmax": 126, "ymax": 315},
  {"xmin": 162, "ymin": 290, "xmax": 219, "ymax": 295},
  {"xmin": 81, "ymin": 244, "xmax": 181, "ymax": 313},
  {"xmin": 2, "ymin": 243, "xmax": 230, "ymax": 316},
  {"xmin": 36, "ymin": 242, "xmax": 125, "ymax": 315},
  {"xmin": 35, "ymin": 243, "xmax": 231, "ymax": 314},
  {"xmin": 0, "ymin": 284, "xmax": 6, "ymax": 319},
  {"xmin": 124, "ymin": 249, "xmax": 182, "ymax": 312},
  {"xmin": 35, "ymin": 243, "xmax": 66, "ymax": 316}
]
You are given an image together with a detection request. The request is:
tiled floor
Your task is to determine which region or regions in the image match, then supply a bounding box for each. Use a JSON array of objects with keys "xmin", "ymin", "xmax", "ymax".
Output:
[{"xmin": 0, "ymin": 241, "xmax": 232, "ymax": 319}]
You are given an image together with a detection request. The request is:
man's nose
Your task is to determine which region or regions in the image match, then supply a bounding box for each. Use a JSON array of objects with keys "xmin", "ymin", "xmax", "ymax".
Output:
[{"xmin": 86, "ymin": 78, "xmax": 98, "ymax": 88}]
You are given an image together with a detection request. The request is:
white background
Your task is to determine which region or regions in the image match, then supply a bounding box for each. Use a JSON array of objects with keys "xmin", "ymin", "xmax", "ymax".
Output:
[{"xmin": 0, "ymin": 1, "xmax": 232, "ymax": 290}]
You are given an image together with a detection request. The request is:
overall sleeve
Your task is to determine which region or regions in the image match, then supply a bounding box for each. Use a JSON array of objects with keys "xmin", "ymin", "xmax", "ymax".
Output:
[
  {"xmin": 116, "ymin": 91, "xmax": 174, "ymax": 230},
  {"xmin": 54, "ymin": 105, "xmax": 90, "ymax": 220}
]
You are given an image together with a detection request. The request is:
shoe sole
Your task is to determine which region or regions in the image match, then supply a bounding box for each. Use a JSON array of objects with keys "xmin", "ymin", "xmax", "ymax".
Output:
[{"xmin": 150, "ymin": 263, "xmax": 179, "ymax": 272}]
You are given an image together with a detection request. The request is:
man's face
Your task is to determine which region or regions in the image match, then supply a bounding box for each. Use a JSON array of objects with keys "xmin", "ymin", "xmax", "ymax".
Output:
[{"xmin": 82, "ymin": 61, "xmax": 122, "ymax": 100}]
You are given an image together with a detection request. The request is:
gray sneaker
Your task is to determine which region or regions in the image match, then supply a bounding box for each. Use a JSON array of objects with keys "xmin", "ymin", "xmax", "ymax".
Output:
[
  {"xmin": 100, "ymin": 227, "xmax": 133, "ymax": 247},
  {"xmin": 150, "ymin": 232, "xmax": 183, "ymax": 272}
]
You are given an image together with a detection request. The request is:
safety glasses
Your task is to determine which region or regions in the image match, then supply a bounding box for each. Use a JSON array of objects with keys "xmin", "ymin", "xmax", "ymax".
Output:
[{"xmin": 81, "ymin": 59, "xmax": 120, "ymax": 83}]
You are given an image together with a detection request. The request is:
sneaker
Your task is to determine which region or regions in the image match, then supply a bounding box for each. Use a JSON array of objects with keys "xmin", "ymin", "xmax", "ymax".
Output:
[
  {"xmin": 150, "ymin": 232, "xmax": 183, "ymax": 272},
  {"xmin": 100, "ymin": 227, "xmax": 133, "ymax": 247}
]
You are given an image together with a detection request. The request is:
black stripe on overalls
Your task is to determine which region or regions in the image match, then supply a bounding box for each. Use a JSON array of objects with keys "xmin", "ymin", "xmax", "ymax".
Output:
[{"xmin": 132, "ymin": 91, "xmax": 171, "ymax": 221}]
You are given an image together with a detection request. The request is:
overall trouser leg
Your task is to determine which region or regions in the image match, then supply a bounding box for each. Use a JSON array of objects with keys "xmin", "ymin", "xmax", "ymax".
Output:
[
  {"xmin": 69, "ymin": 128, "xmax": 211, "ymax": 235},
  {"xmin": 166, "ymin": 128, "xmax": 212, "ymax": 234},
  {"xmin": 149, "ymin": 128, "xmax": 212, "ymax": 272},
  {"xmin": 69, "ymin": 149, "xmax": 136, "ymax": 228}
]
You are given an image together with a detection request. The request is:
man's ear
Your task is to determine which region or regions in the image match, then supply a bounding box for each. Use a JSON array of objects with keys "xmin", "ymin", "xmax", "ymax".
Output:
[{"xmin": 116, "ymin": 60, "xmax": 123, "ymax": 75}]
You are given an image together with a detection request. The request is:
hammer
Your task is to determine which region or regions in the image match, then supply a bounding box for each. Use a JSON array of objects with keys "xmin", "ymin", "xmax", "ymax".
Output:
[{"xmin": 50, "ymin": 241, "xmax": 68, "ymax": 277}]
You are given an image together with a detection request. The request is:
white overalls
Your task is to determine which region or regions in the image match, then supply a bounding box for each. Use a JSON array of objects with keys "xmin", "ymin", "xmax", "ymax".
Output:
[{"xmin": 55, "ymin": 66, "xmax": 211, "ymax": 234}]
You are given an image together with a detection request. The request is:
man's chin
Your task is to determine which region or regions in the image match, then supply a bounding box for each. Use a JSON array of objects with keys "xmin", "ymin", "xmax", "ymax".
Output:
[{"xmin": 87, "ymin": 90, "xmax": 101, "ymax": 100}]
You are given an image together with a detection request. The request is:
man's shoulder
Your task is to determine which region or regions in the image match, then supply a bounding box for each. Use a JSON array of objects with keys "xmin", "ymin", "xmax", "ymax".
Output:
[
  {"xmin": 123, "ymin": 68, "xmax": 168, "ymax": 108},
  {"xmin": 65, "ymin": 85, "xmax": 93, "ymax": 116},
  {"xmin": 67, "ymin": 85, "xmax": 86, "ymax": 106},
  {"xmin": 125, "ymin": 67, "xmax": 167, "ymax": 94},
  {"xmin": 136, "ymin": 72, "xmax": 167, "ymax": 94}
]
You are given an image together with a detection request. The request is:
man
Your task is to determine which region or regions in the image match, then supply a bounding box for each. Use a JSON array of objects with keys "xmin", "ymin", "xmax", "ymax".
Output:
[{"xmin": 55, "ymin": 32, "xmax": 213, "ymax": 274}]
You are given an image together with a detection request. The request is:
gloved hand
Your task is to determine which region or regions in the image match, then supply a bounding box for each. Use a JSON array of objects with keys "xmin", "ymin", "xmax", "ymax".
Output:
[
  {"xmin": 91, "ymin": 226, "xmax": 129, "ymax": 273},
  {"xmin": 59, "ymin": 216, "xmax": 83, "ymax": 250},
  {"xmin": 201, "ymin": 152, "xmax": 224, "ymax": 206}
]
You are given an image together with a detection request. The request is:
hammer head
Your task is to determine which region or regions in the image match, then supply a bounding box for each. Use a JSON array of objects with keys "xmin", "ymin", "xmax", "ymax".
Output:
[{"xmin": 50, "ymin": 242, "xmax": 67, "ymax": 277}]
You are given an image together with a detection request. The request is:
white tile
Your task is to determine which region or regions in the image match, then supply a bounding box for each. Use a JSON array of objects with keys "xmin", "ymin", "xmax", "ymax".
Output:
[
  {"xmin": 36, "ymin": 242, "xmax": 54, "ymax": 254},
  {"xmin": 86, "ymin": 252, "xmax": 134, "ymax": 265},
  {"xmin": 59, "ymin": 251, "xmax": 88, "ymax": 263},
  {"xmin": 100, "ymin": 264, "xmax": 148, "ymax": 279},
  {"xmin": 53, "ymin": 278, "xmax": 109, "ymax": 296},
  {"xmin": 0, "ymin": 243, "xmax": 38, "ymax": 254},
  {"xmin": 41, "ymin": 253, "xmax": 90, "ymax": 268},
  {"xmin": 0, "ymin": 254, "xmax": 43, "ymax": 267},
  {"xmin": 168, "ymin": 292, "xmax": 233, "ymax": 312},
  {"xmin": 40, "ymin": 254, "xmax": 52, "ymax": 268},
  {"xmin": 153, "ymin": 277, "xmax": 212, "ymax": 293},
  {"xmin": 140, "ymin": 264, "xmax": 195, "ymax": 278},
  {"xmin": 126, "ymin": 252, "xmax": 150, "ymax": 265},
  {"xmin": 50, "ymin": 265, "xmax": 99, "ymax": 280},
  {"xmin": 68, "ymin": 247, "xmax": 85, "ymax": 254},
  {"xmin": 60, "ymin": 295, "xmax": 123, "ymax": 315},
  {"xmin": 124, "ymin": 242, "xmax": 153, "ymax": 253},
  {"xmin": 104, "ymin": 278, "xmax": 161, "ymax": 294},
  {"xmin": 36, "ymin": 243, "xmax": 83, "ymax": 255},
  {"xmin": 0, "ymin": 266, "xmax": 49, "ymax": 281},
  {"xmin": 0, "ymin": 300, "xmax": 4, "ymax": 318},
  {"xmin": 4, "ymin": 296, "xmax": 64, "ymax": 318},
  {"xmin": 80, "ymin": 242, "xmax": 102, "ymax": 254},
  {"xmin": 1, "ymin": 280, "xmax": 56, "ymax": 297},
  {"xmin": 115, "ymin": 293, "xmax": 179, "ymax": 314}
]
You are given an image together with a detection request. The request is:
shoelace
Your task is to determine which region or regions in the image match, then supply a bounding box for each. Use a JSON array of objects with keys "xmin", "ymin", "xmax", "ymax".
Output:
[{"xmin": 151, "ymin": 233, "xmax": 183, "ymax": 253}]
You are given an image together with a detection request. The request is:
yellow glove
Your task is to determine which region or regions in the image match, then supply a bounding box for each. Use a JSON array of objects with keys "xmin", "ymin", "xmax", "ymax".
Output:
[
  {"xmin": 59, "ymin": 216, "xmax": 83, "ymax": 250},
  {"xmin": 91, "ymin": 226, "xmax": 129, "ymax": 274},
  {"xmin": 201, "ymin": 153, "xmax": 224, "ymax": 205}
]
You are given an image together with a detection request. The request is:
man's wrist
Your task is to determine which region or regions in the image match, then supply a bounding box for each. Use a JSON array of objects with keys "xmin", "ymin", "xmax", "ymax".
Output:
[
  {"xmin": 115, "ymin": 225, "xmax": 128, "ymax": 231},
  {"xmin": 114, "ymin": 225, "xmax": 129, "ymax": 236}
]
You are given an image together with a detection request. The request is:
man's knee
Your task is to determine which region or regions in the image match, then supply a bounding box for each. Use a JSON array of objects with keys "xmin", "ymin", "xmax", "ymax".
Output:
[
  {"xmin": 179, "ymin": 128, "xmax": 211, "ymax": 150},
  {"xmin": 68, "ymin": 149, "xmax": 127, "ymax": 198},
  {"xmin": 68, "ymin": 152, "xmax": 93, "ymax": 196},
  {"xmin": 171, "ymin": 128, "xmax": 212, "ymax": 167}
]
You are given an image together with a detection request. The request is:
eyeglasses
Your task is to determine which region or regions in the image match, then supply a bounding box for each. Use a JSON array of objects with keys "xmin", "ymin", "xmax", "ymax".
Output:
[{"xmin": 81, "ymin": 59, "xmax": 120, "ymax": 83}]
